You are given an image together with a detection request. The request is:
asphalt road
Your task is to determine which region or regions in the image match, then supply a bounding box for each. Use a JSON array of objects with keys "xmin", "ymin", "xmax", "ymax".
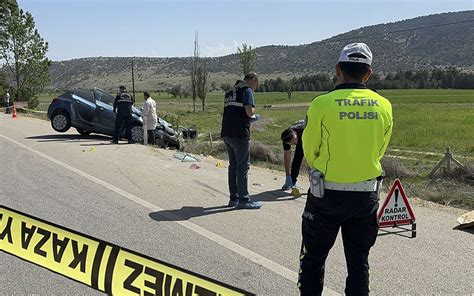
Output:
[{"xmin": 0, "ymin": 113, "xmax": 473, "ymax": 295}]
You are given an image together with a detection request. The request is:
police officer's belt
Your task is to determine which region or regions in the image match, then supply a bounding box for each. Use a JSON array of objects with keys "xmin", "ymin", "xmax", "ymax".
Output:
[{"xmin": 324, "ymin": 179, "xmax": 379, "ymax": 192}]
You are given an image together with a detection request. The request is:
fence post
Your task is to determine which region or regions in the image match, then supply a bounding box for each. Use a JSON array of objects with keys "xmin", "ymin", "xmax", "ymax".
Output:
[
  {"xmin": 429, "ymin": 146, "xmax": 466, "ymax": 178},
  {"xmin": 446, "ymin": 147, "xmax": 452, "ymax": 174}
]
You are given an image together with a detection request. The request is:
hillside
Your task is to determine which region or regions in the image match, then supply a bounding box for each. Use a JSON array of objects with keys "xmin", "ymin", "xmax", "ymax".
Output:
[{"xmin": 48, "ymin": 10, "xmax": 474, "ymax": 91}]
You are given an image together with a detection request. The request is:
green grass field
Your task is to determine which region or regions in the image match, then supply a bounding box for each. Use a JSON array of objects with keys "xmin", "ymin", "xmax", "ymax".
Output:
[
  {"xmin": 37, "ymin": 89, "xmax": 474, "ymax": 156},
  {"xmin": 382, "ymin": 90, "xmax": 474, "ymax": 155}
]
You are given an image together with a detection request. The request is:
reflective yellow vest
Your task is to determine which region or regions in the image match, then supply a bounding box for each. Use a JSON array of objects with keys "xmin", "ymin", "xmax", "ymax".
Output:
[{"xmin": 302, "ymin": 83, "xmax": 393, "ymax": 183}]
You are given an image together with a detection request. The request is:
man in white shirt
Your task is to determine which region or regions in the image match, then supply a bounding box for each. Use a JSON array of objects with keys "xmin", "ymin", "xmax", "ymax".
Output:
[{"xmin": 142, "ymin": 91, "xmax": 157, "ymax": 145}]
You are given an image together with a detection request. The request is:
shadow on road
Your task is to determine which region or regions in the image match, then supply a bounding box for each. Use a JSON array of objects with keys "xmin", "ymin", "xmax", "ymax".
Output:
[
  {"xmin": 452, "ymin": 225, "xmax": 474, "ymax": 234},
  {"xmin": 192, "ymin": 180, "xmax": 305, "ymax": 203},
  {"xmin": 149, "ymin": 205, "xmax": 235, "ymax": 222},
  {"xmin": 25, "ymin": 134, "xmax": 111, "ymax": 143},
  {"xmin": 149, "ymin": 190, "xmax": 305, "ymax": 222},
  {"xmin": 250, "ymin": 189, "xmax": 305, "ymax": 203},
  {"xmin": 81, "ymin": 142, "xmax": 137, "ymax": 146}
]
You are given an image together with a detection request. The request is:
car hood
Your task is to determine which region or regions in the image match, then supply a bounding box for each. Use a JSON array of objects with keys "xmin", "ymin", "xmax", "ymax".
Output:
[
  {"xmin": 158, "ymin": 117, "xmax": 173, "ymax": 129},
  {"xmin": 132, "ymin": 106, "xmax": 142, "ymax": 116},
  {"xmin": 132, "ymin": 107, "xmax": 176, "ymax": 134}
]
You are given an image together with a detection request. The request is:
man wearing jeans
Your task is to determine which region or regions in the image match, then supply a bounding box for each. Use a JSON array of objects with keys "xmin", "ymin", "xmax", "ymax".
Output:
[{"xmin": 220, "ymin": 73, "xmax": 262, "ymax": 209}]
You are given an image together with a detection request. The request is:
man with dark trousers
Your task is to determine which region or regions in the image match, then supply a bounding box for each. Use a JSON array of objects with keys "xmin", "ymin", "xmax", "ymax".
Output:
[
  {"xmin": 221, "ymin": 72, "xmax": 263, "ymax": 209},
  {"xmin": 299, "ymin": 43, "xmax": 393, "ymax": 295},
  {"xmin": 280, "ymin": 119, "xmax": 305, "ymax": 190},
  {"xmin": 3, "ymin": 90, "xmax": 10, "ymax": 114},
  {"xmin": 112, "ymin": 85, "xmax": 135, "ymax": 144}
]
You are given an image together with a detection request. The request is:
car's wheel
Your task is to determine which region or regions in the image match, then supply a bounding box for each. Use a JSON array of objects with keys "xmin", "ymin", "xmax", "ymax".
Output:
[
  {"xmin": 130, "ymin": 124, "xmax": 144, "ymax": 143},
  {"xmin": 51, "ymin": 111, "xmax": 71, "ymax": 132},
  {"xmin": 76, "ymin": 128, "xmax": 92, "ymax": 136}
]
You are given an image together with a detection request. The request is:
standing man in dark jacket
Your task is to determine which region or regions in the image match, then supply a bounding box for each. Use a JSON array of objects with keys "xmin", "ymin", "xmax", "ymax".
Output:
[
  {"xmin": 112, "ymin": 85, "xmax": 135, "ymax": 144},
  {"xmin": 221, "ymin": 72, "xmax": 262, "ymax": 209},
  {"xmin": 3, "ymin": 90, "xmax": 10, "ymax": 114}
]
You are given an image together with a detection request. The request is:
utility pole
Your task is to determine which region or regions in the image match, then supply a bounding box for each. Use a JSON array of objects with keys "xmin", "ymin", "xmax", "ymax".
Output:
[
  {"xmin": 131, "ymin": 58, "xmax": 136, "ymax": 102},
  {"xmin": 191, "ymin": 31, "xmax": 199, "ymax": 113}
]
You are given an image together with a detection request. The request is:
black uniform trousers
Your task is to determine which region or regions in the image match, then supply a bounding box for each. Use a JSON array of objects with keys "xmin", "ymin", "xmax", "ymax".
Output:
[
  {"xmin": 291, "ymin": 144, "xmax": 304, "ymax": 184},
  {"xmin": 298, "ymin": 189, "xmax": 379, "ymax": 296},
  {"xmin": 4, "ymin": 102, "xmax": 10, "ymax": 114},
  {"xmin": 114, "ymin": 113, "xmax": 133, "ymax": 142}
]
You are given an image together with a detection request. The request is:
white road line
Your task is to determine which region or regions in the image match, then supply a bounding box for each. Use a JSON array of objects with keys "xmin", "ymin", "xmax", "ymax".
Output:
[{"xmin": 0, "ymin": 133, "xmax": 341, "ymax": 296}]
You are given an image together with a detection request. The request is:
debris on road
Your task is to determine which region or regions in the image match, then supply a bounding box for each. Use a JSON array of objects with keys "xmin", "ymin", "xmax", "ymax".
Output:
[
  {"xmin": 456, "ymin": 210, "xmax": 474, "ymax": 229},
  {"xmin": 173, "ymin": 152, "xmax": 200, "ymax": 162},
  {"xmin": 252, "ymin": 183, "xmax": 263, "ymax": 186},
  {"xmin": 189, "ymin": 163, "xmax": 201, "ymax": 170},
  {"xmin": 82, "ymin": 147, "xmax": 96, "ymax": 152}
]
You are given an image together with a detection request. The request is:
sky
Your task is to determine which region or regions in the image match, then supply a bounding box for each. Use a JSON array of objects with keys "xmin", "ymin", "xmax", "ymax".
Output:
[{"xmin": 17, "ymin": 0, "xmax": 474, "ymax": 61}]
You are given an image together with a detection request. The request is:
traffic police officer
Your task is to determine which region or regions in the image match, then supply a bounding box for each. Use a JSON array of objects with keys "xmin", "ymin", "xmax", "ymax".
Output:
[
  {"xmin": 280, "ymin": 119, "xmax": 305, "ymax": 190},
  {"xmin": 112, "ymin": 85, "xmax": 135, "ymax": 144},
  {"xmin": 298, "ymin": 43, "xmax": 393, "ymax": 295}
]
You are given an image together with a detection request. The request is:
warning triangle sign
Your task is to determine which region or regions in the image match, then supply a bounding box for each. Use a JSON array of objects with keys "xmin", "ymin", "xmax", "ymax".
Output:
[{"xmin": 378, "ymin": 179, "xmax": 415, "ymax": 227}]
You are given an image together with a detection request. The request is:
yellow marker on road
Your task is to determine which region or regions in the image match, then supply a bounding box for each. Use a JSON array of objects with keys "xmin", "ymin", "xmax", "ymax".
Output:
[{"xmin": 291, "ymin": 188, "xmax": 301, "ymax": 197}]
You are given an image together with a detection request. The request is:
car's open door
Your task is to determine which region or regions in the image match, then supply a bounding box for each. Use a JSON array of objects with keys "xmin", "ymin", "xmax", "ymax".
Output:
[
  {"xmin": 72, "ymin": 89, "xmax": 96, "ymax": 125},
  {"xmin": 92, "ymin": 88, "xmax": 117, "ymax": 134}
]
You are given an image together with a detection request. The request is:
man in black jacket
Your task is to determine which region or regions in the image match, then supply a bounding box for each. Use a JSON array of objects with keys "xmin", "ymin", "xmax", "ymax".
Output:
[
  {"xmin": 112, "ymin": 86, "xmax": 135, "ymax": 144},
  {"xmin": 221, "ymin": 73, "xmax": 262, "ymax": 209}
]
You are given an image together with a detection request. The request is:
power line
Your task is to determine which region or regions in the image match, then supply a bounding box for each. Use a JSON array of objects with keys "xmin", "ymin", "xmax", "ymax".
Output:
[{"xmin": 325, "ymin": 19, "xmax": 474, "ymax": 43}]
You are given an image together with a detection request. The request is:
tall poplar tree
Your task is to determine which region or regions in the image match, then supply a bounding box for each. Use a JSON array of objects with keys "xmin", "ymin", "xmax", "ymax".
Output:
[{"xmin": 237, "ymin": 43, "xmax": 256, "ymax": 75}]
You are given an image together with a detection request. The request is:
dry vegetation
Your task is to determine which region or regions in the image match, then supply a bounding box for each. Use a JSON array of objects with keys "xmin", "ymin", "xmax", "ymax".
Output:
[{"xmin": 381, "ymin": 157, "xmax": 473, "ymax": 209}]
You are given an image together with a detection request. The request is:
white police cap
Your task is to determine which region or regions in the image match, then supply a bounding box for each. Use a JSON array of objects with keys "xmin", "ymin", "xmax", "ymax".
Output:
[{"xmin": 338, "ymin": 43, "xmax": 373, "ymax": 66}]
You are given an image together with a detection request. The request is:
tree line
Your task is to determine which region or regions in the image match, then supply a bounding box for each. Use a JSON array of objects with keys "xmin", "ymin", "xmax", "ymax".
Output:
[
  {"xmin": 163, "ymin": 67, "xmax": 473, "ymax": 101},
  {"xmin": 256, "ymin": 68, "xmax": 474, "ymax": 96}
]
